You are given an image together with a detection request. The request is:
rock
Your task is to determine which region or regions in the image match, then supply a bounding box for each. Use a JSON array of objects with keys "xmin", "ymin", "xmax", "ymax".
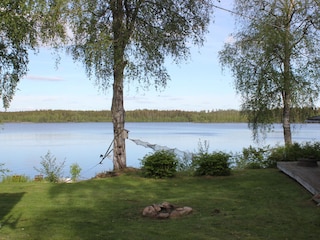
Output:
[
  {"xmin": 158, "ymin": 212, "xmax": 170, "ymax": 219},
  {"xmin": 142, "ymin": 206, "xmax": 157, "ymax": 217},
  {"xmin": 169, "ymin": 207, "xmax": 193, "ymax": 218},
  {"xmin": 161, "ymin": 202, "xmax": 174, "ymax": 210},
  {"xmin": 142, "ymin": 202, "xmax": 193, "ymax": 219},
  {"xmin": 152, "ymin": 204, "xmax": 161, "ymax": 212}
]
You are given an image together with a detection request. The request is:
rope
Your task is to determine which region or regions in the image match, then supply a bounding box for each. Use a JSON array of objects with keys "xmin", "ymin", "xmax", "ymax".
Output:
[
  {"xmin": 77, "ymin": 133, "xmax": 118, "ymax": 179},
  {"xmin": 98, "ymin": 129, "xmax": 124, "ymax": 164},
  {"xmin": 99, "ymin": 139, "xmax": 114, "ymax": 164}
]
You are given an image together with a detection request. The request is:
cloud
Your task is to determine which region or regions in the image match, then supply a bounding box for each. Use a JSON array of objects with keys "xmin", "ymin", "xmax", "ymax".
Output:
[{"xmin": 24, "ymin": 75, "xmax": 64, "ymax": 82}]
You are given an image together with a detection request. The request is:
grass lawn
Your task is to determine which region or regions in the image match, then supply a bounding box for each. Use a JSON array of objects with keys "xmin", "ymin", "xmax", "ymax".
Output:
[{"xmin": 0, "ymin": 169, "xmax": 319, "ymax": 240}]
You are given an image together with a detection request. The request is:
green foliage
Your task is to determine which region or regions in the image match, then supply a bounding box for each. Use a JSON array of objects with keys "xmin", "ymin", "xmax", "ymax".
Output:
[
  {"xmin": 70, "ymin": 163, "xmax": 82, "ymax": 182},
  {"xmin": 1, "ymin": 175, "xmax": 30, "ymax": 183},
  {"xmin": 65, "ymin": 0, "xmax": 214, "ymax": 170},
  {"xmin": 219, "ymin": 0, "xmax": 320, "ymax": 145},
  {"xmin": 268, "ymin": 141, "xmax": 320, "ymax": 162},
  {"xmin": 193, "ymin": 151, "xmax": 231, "ymax": 176},
  {"xmin": 0, "ymin": 109, "xmax": 249, "ymax": 123},
  {"xmin": 234, "ymin": 145, "xmax": 275, "ymax": 169},
  {"xmin": 34, "ymin": 151, "xmax": 66, "ymax": 183},
  {"xmin": 140, "ymin": 150, "xmax": 178, "ymax": 178},
  {"xmin": 66, "ymin": 0, "xmax": 213, "ymax": 91},
  {"xmin": 232, "ymin": 141, "xmax": 320, "ymax": 169},
  {"xmin": 0, "ymin": 0, "xmax": 67, "ymax": 109},
  {"xmin": 192, "ymin": 140, "xmax": 231, "ymax": 176},
  {"xmin": 2, "ymin": 109, "xmax": 318, "ymax": 124}
]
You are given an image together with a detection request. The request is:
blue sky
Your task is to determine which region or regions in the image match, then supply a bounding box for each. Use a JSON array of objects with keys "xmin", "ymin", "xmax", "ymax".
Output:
[{"xmin": 5, "ymin": 1, "xmax": 239, "ymax": 112}]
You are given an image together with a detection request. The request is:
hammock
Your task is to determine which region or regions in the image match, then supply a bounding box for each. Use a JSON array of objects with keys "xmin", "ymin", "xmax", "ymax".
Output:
[{"xmin": 130, "ymin": 138, "xmax": 193, "ymax": 162}]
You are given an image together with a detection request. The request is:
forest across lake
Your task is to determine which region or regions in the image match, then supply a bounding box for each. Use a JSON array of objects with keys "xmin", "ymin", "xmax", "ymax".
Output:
[{"xmin": 1, "ymin": 109, "xmax": 319, "ymax": 123}]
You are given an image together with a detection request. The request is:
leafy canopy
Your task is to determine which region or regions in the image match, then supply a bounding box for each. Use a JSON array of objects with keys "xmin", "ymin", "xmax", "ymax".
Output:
[
  {"xmin": 66, "ymin": 0, "xmax": 214, "ymax": 91},
  {"xmin": 219, "ymin": 0, "xmax": 320, "ymax": 140},
  {"xmin": 0, "ymin": 0, "xmax": 67, "ymax": 109}
]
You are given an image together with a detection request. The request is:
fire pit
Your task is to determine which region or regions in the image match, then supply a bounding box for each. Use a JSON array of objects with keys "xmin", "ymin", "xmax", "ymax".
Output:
[{"xmin": 142, "ymin": 202, "xmax": 193, "ymax": 219}]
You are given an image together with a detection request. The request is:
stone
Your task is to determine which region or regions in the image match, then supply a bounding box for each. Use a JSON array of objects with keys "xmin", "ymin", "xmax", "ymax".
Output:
[
  {"xmin": 142, "ymin": 206, "xmax": 157, "ymax": 217},
  {"xmin": 142, "ymin": 202, "xmax": 193, "ymax": 219},
  {"xmin": 152, "ymin": 204, "xmax": 161, "ymax": 212},
  {"xmin": 161, "ymin": 202, "xmax": 174, "ymax": 210},
  {"xmin": 157, "ymin": 212, "xmax": 170, "ymax": 219},
  {"xmin": 169, "ymin": 207, "xmax": 193, "ymax": 218}
]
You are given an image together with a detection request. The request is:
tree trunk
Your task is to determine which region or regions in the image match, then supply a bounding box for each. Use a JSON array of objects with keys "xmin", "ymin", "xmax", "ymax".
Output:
[
  {"xmin": 111, "ymin": 0, "xmax": 127, "ymax": 170},
  {"xmin": 282, "ymin": 1, "xmax": 293, "ymax": 147},
  {"xmin": 282, "ymin": 92, "xmax": 292, "ymax": 146},
  {"xmin": 111, "ymin": 73, "xmax": 126, "ymax": 170}
]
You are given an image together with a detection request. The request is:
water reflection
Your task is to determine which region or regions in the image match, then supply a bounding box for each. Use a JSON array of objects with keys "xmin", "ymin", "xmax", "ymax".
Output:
[{"xmin": 0, "ymin": 122, "xmax": 319, "ymax": 179}]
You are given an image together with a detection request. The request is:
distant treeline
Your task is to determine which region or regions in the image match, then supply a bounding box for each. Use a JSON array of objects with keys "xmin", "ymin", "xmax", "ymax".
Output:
[
  {"xmin": 0, "ymin": 109, "xmax": 318, "ymax": 123},
  {"xmin": 0, "ymin": 109, "xmax": 245, "ymax": 123}
]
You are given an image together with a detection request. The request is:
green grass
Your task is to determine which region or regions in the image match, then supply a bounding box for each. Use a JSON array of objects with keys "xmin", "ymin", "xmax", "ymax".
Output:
[{"xmin": 0, "ymin": 169, "xmax": 319, "ymax": 240}]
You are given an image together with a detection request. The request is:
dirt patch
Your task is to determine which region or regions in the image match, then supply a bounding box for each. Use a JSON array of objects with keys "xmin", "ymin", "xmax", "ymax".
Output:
[{"xmin": 94, "ymin": 167, "xmax": 140, "ymax": 178}]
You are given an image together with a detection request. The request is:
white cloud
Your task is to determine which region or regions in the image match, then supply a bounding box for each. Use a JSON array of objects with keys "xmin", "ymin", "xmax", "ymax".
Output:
[{"xmin": 24, "ymin": 75, "xmax": 64, "ymax": 82}]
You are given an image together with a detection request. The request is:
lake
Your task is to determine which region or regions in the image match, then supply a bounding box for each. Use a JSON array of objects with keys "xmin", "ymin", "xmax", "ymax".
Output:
[{"xmin": 0, "ymin": 122, "xmax": 319, "ymax": 179}]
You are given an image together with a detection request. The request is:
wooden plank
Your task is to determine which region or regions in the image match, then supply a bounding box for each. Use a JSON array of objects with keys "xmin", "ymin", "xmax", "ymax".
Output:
[{"xmin": 277, "ymin": 162, "xmax": 320, "ymax": 195}]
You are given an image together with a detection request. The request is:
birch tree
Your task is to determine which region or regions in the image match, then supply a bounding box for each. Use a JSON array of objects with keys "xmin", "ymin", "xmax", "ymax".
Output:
[
  {"xmin": 0, "ymin": 0, "xmax": 66, "ymax": 109},
  {"xmin": 219, "ymin": 0, "xmax": 320, "ymax": 146},
  {"xmin": 65, "ymin": 0, "xmax": 214, "ymax": 170}
]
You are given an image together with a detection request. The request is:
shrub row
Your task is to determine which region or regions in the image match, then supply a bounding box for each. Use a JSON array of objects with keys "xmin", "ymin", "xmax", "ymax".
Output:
[
  {"xmin": 140, "ymin": 141, "xmax": 320, "ymax": 178},
  {"xmin": 2, "ymin": 141, "xmax": 320, "ymax": 181}
]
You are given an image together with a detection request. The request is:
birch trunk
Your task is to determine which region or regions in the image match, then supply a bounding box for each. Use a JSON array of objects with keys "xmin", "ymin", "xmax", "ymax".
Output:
[{"xmin": 111, "ymin": 0, "xmax": 127, "ymax": 170}]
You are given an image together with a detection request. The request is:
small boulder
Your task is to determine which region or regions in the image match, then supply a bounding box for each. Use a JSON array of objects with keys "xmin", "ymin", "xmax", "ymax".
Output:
[
  {"xmin": 152, "ymin": 204, "xmax": 161, "ymax": 212},
  {"xmin": 142, "ymin": 206, "xmax": 157, "ymax": 217},
  {"xmin": 169, "ymin": 207, "xmax": 193, "ymax": 218}
]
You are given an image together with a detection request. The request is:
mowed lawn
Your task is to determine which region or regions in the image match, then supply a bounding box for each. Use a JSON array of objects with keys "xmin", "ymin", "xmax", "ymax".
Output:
[{"xmin": 0, "ymin": 169, "xmax": 319, "ymax": 240}]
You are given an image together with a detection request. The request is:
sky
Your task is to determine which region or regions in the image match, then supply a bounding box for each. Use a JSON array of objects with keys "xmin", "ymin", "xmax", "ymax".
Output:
[{"xmin": 4, "ymin": 1, "xmax": 239, "ymax": 112}]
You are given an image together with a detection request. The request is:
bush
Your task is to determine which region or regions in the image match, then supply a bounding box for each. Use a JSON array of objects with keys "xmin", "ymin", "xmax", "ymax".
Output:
[
  {"xmin": 34, "ymin": 151, "xmax": 65, "ymax": 183},
  {"xmin": 268, "ymin": 141, "xmax": 320, "ymax": 162},
  {"xmin": 234, "ymin": 145, "xmax": 275, "ymax": 169},
  {"xmin": 141, "ymin": 150, "xmax": 178, "ymax": 178},
  {"xmin": 193, "ymin": 151, "xmax": 231, "ymax": 176},
  {"xmin": 70, "ymin": 163, "xmax": 82, "ymax": 181}
]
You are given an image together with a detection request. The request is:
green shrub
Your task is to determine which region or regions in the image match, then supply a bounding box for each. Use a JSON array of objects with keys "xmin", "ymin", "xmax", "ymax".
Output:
[
  {"xmin": 34, "ymin": 151, "xmax": 66, "ymax": 183},
  {"xmin": 268, "ymin": 141, "xmax": 320, "ymax": 162},
  {"xmin": 192, "ymin": 151, "xmax": 231, "ymax": 176},
  {"xmin": 141, "ymin": 150, "xmax": 178, "ymax": 178},
  {"xmin": 297, "ymin": 141, "xmax": 320, "ymax": 159},
  {"xmin": 267, "ymin": 145, "xmax": 287, "ymax": 162},
  {"xmin": 70, "ymin": 163, "xmax": 82, "ymax": 182},
  {"xmin": 234, "ymin": 145, "xmax": 275, "ymax": 169}
]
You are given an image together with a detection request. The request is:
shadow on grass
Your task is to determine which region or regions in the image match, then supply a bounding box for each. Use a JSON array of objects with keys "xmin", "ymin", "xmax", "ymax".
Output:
[
  {"xmin": 25, "ymin": 171, "xmax": 320, "ymax": 240},
  {"xmin": 0, "ymin": 192, "xmax": 25, "ymax": 229},
  {"xmin": 27, "ymin": 177, "xmax": 168, "ymax": 239}
]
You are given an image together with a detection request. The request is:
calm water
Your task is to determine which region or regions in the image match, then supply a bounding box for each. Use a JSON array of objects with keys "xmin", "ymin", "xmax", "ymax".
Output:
[{"xmin": 0, "ymin": 122, "xmax": 319, "ymax": 179}]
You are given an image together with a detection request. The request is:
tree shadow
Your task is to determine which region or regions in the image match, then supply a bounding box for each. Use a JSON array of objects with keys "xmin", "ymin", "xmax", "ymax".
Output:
[
  {"xmin": 0, "ymin": 192, "xmax": 25, "ymax": 228},
  {"xmin": 27, "ymin": 179, "xmax": 168, "ymax": 239}
]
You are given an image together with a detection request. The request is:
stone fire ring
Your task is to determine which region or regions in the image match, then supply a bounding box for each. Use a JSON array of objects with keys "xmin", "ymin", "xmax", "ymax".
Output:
[{"xmin": 142, "ymin": 202, "xmax": 193, "ymax": 219}]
